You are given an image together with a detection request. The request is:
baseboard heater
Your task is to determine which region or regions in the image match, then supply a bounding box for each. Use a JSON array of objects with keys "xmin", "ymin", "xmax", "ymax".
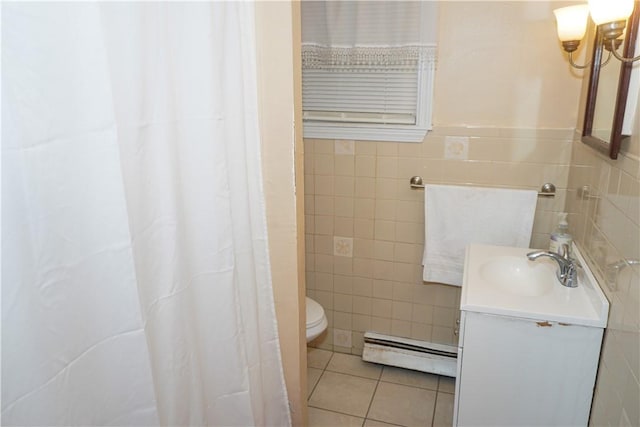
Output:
[{"xmin": 362, "ymin": 332, "xmax": 458, "ymax": 378}]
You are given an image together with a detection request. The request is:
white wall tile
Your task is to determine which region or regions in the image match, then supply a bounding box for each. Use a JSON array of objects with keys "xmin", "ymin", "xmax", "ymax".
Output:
[{"xmin": 567, "ymin": 139, "xmax": 640, "ymax": 427}]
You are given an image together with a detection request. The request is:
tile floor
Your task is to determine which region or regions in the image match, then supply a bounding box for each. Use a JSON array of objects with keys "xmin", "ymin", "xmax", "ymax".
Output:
[{"xmin": 307, "ymin": 348, "xmax": 455, "ymax": 427}]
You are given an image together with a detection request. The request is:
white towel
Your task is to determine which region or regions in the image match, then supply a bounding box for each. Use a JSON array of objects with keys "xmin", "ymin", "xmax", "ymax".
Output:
[{"xmin": 422, "ymin": 185, "xmax": 537, "ymax": 286}]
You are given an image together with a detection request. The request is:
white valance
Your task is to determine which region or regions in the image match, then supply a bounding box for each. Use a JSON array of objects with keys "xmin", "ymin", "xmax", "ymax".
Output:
[
  {"xmin": 301, "ymin": 1, "xmax": 437, "ymax": 48},
  {"xmin": 302, "ymin": 45, "xmax": 437, "ymax": 71},
  {"xmin": 300, "ymin": 0, "xmax": 438, "ymax": 142}
]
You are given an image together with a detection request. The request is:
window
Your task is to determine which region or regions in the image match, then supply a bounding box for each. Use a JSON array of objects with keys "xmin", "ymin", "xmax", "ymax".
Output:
[{"xmin": 301, "ymin": 1, "xmax": 438, "ymax": 142}]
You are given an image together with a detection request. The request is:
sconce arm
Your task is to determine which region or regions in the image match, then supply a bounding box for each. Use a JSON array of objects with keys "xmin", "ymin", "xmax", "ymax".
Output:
[
  {"xmin": 609, "ymin": 39, "xmax": 640, "ymax": 63},
  {"xmin": 568, "ymin": 51, "xmax": 590, "ymax": 69},
  {"xmin": 568, "ymin": 50, "xmax": 612, "ymax": 69}
]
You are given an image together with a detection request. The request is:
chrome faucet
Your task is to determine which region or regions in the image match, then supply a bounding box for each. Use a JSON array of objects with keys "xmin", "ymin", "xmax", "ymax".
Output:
[{"xmin": 527, "ymin": 244, "xmax": 578, "ymax": 288}]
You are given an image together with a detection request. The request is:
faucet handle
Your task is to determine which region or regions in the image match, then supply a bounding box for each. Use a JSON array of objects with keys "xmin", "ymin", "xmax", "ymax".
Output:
[
  {"xmin": 561, "ymin": 260, "xmax": 579, "ymax": 288},
  {"xmin": 559, "ymin": 243, "xmax": 570, "ymax": 259},
  {"xmin": 527, "ymin": 247, "xmax": 578, "ymax": 288}
]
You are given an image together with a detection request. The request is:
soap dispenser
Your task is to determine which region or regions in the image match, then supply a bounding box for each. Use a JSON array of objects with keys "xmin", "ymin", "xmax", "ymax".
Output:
[{"xmin": 550, "ymin": 212, "xmax": 572, "ymax": 255}]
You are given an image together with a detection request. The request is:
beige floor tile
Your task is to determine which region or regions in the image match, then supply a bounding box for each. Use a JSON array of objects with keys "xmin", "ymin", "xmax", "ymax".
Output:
[
  {"xmin": 433, "ymin": 392, "xmax": 455, "ymax": 427},
  {"xmin": 308, "ymin": 407, "xmax": 364, "ymax": 427},
  {"xmin": 308, "ymin": 347, "xmax": 333, "ymax": 369},
  {"xmin": 309, "ymin": 371, "xmax": 378, "ymax": 418},
  {"xmin": 363, "ymin": 419, "xmax": 402, "ymax": 426},
  {"xmin": 308, "ymin": 368, "xmax": 323, "ymax": 398},
  {"xmin": 438, "ymin": 376, "xmax": 456, "ymax": 393},
  {"xmin": 367, "ymin": 382, "xmax": 436, "ymax": 426},
  {"xmin": 380, "ymin": 366, "xmax": 439, "ymax": 390},
  {"xmin": 326, "ymin": 352, "xmax": 383, "ymax": 380}
]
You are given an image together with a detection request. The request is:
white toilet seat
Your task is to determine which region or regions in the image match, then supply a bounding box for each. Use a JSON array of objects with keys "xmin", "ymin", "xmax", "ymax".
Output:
[{"xmin": 306, "ymin": 297, "xmax": 327, "ymax": 342}]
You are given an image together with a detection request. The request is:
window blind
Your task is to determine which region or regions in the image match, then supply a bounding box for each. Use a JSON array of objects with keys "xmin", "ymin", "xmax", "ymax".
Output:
[{"xmin": 301, "ymin": 1, "xmax": 438, "ymax": 142}]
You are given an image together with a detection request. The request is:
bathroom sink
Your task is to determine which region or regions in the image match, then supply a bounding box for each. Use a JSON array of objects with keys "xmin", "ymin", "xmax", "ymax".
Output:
[
  {"xmin": 461, "ymin": 244, "xmax": 609, "ymax": 327},
  {"xmin": 478, "ymin": 255, "xmax": 554, "ymax": 297}
]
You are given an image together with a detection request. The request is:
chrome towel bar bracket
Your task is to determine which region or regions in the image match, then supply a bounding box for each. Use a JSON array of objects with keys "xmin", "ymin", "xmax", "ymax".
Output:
[{"xmin": 408, "ymin": 176, "xmax": 556, "ymax": 198}]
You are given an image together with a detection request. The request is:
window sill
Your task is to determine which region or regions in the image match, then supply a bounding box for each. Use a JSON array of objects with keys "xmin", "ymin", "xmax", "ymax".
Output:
[{"xmin": 302, "ymin": 122, "xmax": 429, "ymax": 143}]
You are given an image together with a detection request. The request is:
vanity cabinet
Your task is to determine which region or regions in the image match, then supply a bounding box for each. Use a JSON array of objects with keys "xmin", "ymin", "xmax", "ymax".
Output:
[
  {"xmin": 453, "ymin": 244, "xmax": 609, "ymax": 427},
  {"xmin": 453, "ymin": 310, "xmax": 603, "ymax": 426}
]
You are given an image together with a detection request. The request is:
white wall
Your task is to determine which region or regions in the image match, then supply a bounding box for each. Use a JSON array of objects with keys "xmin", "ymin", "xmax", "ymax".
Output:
[{"xmin": 434, "ymin": 1, "xmax": 585, "ymax": 128}]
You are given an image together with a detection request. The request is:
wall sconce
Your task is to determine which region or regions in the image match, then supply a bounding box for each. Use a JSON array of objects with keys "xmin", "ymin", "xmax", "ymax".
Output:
[{"xmin": 554, "ymin": 0, "xmax": 640, "ymax": 68}]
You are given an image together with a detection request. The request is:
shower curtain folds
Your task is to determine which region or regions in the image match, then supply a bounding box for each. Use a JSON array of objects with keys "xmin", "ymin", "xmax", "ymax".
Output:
[{"xmin": 1, "ymin": 2, "xmax": 291, "ymax": 426}]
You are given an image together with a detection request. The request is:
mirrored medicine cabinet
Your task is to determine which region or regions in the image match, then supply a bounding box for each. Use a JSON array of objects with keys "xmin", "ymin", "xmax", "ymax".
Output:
[{"xmin": 582, "ymin": 3, "xmax": 639, "ymax": 160}]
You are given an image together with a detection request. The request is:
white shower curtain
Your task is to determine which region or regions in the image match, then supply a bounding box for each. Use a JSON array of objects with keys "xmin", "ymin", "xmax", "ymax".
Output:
[{"xmin": 2, "ymin": 2, "xmax": 291, "ymax": 426}]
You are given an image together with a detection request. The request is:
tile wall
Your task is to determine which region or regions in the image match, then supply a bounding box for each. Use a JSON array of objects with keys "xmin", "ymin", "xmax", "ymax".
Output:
[
  {"xmin": 304, "ymin": 126, "xmax": 574, "ymax": 354},
  {"xmin": 566, "ymin": 136, "xmax": 639, "ymax": 427}
]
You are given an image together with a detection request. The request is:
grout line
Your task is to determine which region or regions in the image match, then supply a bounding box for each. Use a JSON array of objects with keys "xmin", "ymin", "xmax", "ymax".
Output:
[
  {"xmin": 307, "ymin": 404, "xmax": 367, "ymax": 422},
  {"xmin": 324, "ymin": 367, "xmax": 383, "ymax": 382},
  {"xmin": 307, "ymin": 370, "xmax": 322, "ymax": 400},
  {"xmin": 432, "ymin": 392, "xmax": 439, "ymax": 427},
  {"xmin": 377, "ymin": 378, "xmax": 439, "ymax": 392},
  {"xmin": 362, "ymin": 370, "xmax": 382, "ymax": 423},
  {"xmin": 307, "ymin": 349, "xmax": 334, "ymax": 400},
  {"xmin": 324, "ymin": 350, "xmax": 334, "ymax": 371}
]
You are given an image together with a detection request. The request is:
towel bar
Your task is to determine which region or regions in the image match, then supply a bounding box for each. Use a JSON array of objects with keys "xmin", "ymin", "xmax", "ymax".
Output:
[{"xmin": 408, "ymin": 176, "xmax": 556, "ymax": 198}]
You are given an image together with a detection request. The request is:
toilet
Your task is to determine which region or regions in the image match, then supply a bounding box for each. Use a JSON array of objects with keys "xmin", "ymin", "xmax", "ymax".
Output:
[{"xmin": 306, "ymin": 297, "xmax": 327, "ymax": 342}]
